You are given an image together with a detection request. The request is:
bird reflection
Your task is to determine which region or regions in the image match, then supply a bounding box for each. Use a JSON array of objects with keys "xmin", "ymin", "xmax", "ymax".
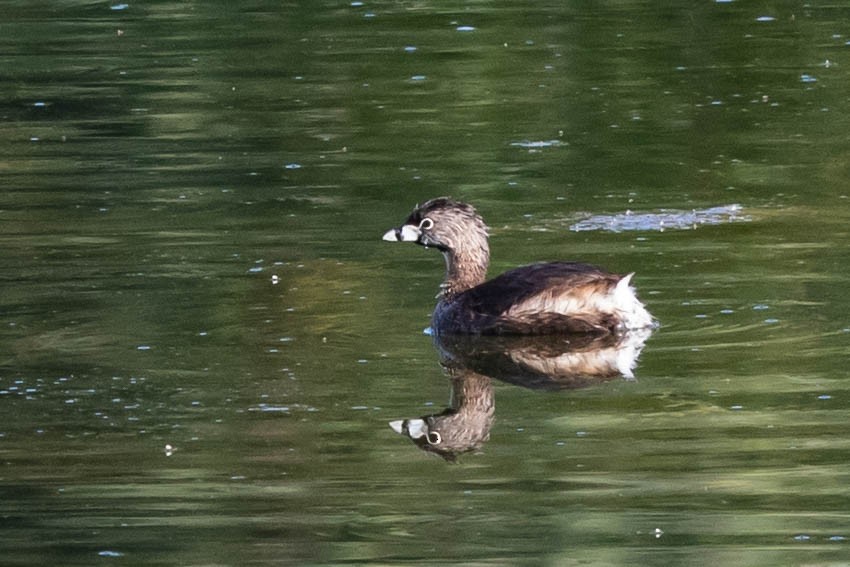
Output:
[{"xmin": 389, "ymin": 328, "xmax": 652, "ymax": 462}]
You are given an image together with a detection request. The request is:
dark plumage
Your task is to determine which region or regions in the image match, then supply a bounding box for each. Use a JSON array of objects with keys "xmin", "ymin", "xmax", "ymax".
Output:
[{"xmin": 383, "ymin": 197, "xmax": 655, "ymax": 335}]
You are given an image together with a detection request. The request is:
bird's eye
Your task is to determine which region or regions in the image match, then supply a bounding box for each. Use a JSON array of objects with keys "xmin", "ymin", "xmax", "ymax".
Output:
[
  {"xmin": 419, "ymin": 218, "xmax": 434, "ymax": 230},
  {"xmin": 426, "ymin": 431, "xmax": 442, "ymax": 445}
]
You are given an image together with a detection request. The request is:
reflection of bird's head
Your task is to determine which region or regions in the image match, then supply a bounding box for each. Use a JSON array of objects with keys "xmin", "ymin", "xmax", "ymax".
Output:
[
  {"xmin": 389, "ymin": 373, "xmax": 495, "ymax": 463},
  {"xmin": 389, "ymin": 410, "xmax": 481, "ymax": 463},
  {"xmin": 389, "ymin": 417, "xmax": 446, "ymax": 454}
]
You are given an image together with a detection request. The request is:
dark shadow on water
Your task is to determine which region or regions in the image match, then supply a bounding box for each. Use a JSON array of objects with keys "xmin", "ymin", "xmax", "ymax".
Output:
[{"xmin": 389, "ymin": 329, "xmax": 652, "ymax": 462}]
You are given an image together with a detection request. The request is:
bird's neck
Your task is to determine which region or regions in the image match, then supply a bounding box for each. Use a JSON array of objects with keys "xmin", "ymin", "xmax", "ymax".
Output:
[{"xmin": 439, "ymin": 241, "xmax": 490, "ymax": 299}]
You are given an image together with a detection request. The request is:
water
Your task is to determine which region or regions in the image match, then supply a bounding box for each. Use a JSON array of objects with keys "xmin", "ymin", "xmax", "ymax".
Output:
[{"xmin": 3, "ymin": 1, "xmax": 850, "ymax": 565}]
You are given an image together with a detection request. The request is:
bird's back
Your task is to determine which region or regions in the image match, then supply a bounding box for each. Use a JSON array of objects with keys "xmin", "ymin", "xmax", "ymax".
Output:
[{"xmin": 433, "ymin": 262, "xmax": 650, "ymax": 335}]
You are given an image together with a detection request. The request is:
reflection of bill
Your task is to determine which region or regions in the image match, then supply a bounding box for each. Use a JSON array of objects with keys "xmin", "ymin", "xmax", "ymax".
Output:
[{"xmin": 389, "ymin": 328, "xmax": 652, "ymax": 462}]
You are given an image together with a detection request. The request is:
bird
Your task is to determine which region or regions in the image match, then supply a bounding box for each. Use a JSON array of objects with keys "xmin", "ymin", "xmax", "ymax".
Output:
[{"xmin": 382, "ymin": 197, "xmax": 654, "ymax": 335}]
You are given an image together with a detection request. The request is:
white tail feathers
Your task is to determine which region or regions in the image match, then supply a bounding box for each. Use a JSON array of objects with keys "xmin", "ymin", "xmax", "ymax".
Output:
[{"xmin": 614, "ymin": 273, "xmax": 655, "ymax": 330}]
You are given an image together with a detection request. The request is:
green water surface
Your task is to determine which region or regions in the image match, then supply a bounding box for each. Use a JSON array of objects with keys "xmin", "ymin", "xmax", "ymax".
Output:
[{"xmin": 2, "ymin": 2, "xmax": 850, "ymax": 565}]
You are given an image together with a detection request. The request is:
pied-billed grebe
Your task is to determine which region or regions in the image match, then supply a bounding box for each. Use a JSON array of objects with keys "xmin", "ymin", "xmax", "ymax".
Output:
[{"xmin": 382, "ymin": 197, "xmax": 655, "ymax": 335}]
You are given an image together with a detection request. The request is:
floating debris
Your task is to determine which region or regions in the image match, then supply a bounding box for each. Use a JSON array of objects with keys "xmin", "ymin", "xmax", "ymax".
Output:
[{"xmin": 569, "ymin": 204, "xmax": 749, "ymax": 232}]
